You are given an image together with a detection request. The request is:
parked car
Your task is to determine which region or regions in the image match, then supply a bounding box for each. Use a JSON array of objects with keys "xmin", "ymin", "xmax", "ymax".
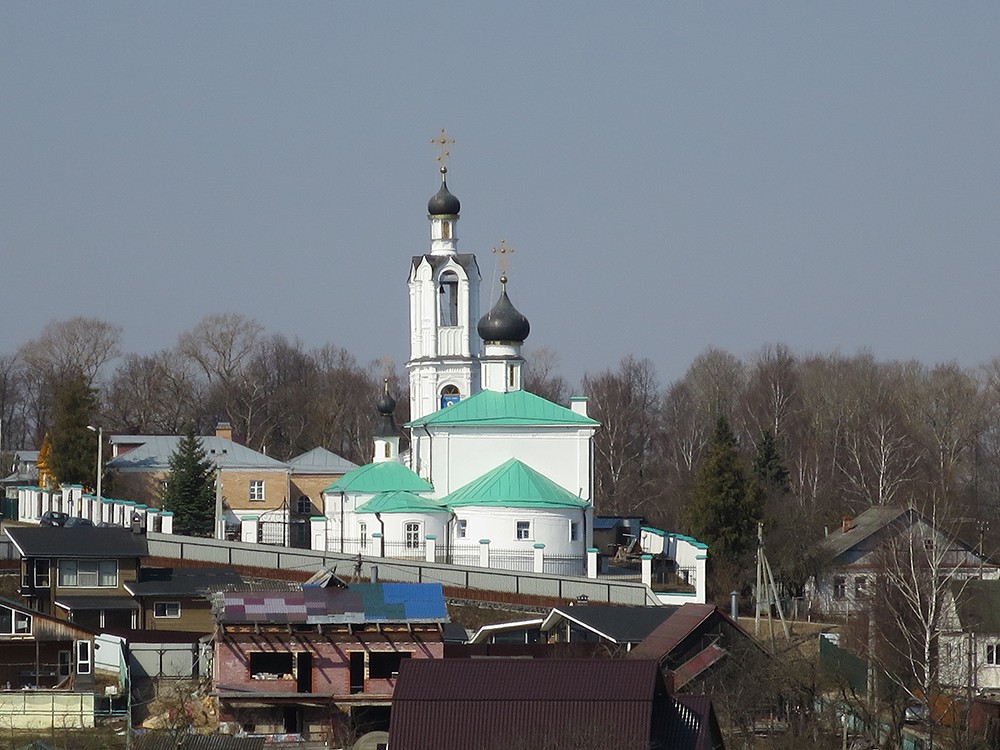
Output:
[
  {"xmin": 63, "ymin": 516, "xmax": 94, "ymax": 528},
  {"xmin": 39, "ymin": 511, "xmax": 69, "ymax": 527}
]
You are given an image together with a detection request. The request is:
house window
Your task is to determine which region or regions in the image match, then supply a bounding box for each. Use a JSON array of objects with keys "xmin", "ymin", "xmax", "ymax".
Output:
[
  {"xmin": 924, "ymin": 538, "xmax": 935, "ymax": 553},
  {"xmin": 854, "ymin": 577, "xmax": 867, "ymax": 598},
  {"xmin": 58, "ymin": 560, "xmax": 118, "ymax": 588},
  {"xmin": 359, "ymin": 522, "xmax": 368, "ymax": 549},
  {"xmin": 369, "ymin": 652, "xmax": 411, "ymax": 679},
  {"xmin": 76, "ymin": 640, "xmax": 92, "ymax": 675},
  {"xmin": 153, "ymin": 602, "xmax": 181, "ymax": 619},
  {"xmin": 405, "ymin": 523, "xmax": 421, "ymax": 549},
  {"xmin": 988, "ymin": 644, "xmax": 1000, "ymax": 665},
  {"xmin": 516, "ymin": 521, "xmax": 531, "ymax": 541},
  {"xmin": 0, "ymin": 606, "xmax": 31, "ymax": 635},
  {"xmin": 33, "ymin": 559, "xmax": 50, "ymax": 588},
  {"xmin": 250, "ymin": 652, "xmax": 293, "ymax": 679},
  {"xmin": 296, "ymin": 496, "xmax": 311, "ymax": 515},
  {"xmin": 455, "ymin": 519, "xmax": 467, "ymax": 539},
  {"xmin": 570, "ymin": 521, "xmax": 580, "ymax": 542},
  {"xmin": 249, "ymin": 481, "xmax": 265, "ymax": 502},
  {"xmin": 833, "ymin": 576, "xmax": 847, "ymax": 600},
  {"xmin": 384, "ymin": 443, "xmax": 391, "ymax": 458}
]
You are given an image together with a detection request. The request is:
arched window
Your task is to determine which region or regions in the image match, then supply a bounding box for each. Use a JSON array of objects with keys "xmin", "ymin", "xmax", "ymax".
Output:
[
  {"xmin": 440, "ymin": 384, "xmax": 460, "ymax": 409},
  {"xmin": 438, "ymin": 272, "xmax": 459, "ymax": 326}
]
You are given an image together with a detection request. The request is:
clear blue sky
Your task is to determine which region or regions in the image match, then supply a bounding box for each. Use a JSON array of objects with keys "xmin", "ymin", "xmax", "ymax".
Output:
[{"xmin": 4, "ymin": 2, "xmax": 999, "ymax": 385}]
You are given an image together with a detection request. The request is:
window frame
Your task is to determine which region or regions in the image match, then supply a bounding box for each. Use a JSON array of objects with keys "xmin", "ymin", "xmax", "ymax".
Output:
[
  {"xmin": 58, "ymin": 559, "xmax": 118, "ymax": 588},
  {"xmin": 569, "ymin": 520, "xmax": 580, "ymax": 543},
  {"xmin": 404, "ymin": 522, "xmax": 421, "ymax": 550},
  {"xmin": 515, "ymin": 520, "xmax": 531, "ymax": 541},
  {"xmin": 988, "ymin": 644, "xmax": 1000, "ymax": 666},
  {"xmin": 33, "ymin": 558, "xmax": 50, "ymax": 588},
  {"xmin": 249, "ymin": 480, "xmax": 265, "ymax": 503},
  {"xmin": 153, "ymin": 601, "xmax": 181, "ymax": 619},
  {"xmin": 832, "ymin": 576, "xmax": 847, "ymax": 600},
  {"xmin": 455, "ymin": 519, "xmax": 468, "ymax": 540},
  {"xmin": 296, "ymin": 495, "xmax": 311, "ymax": 515}
]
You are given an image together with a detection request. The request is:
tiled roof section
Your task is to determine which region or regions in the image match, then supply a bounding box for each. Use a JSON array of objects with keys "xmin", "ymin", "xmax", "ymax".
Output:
[
  {"xmin": 818, "ymin": 505, "xmax": 911, "ymax": 560},
  {"xmin": 134, "ymin": 733, "xmax": 265, "ymax": 750},
  {"xmin": 217, "ymin": 583, "xmax": 447, "ymax": 625},
  {"xmin": 627, "ymin": 604, "xmax": 723, "ymax": 661},
  {"xmin": 106, "ymin": 435, "xmax": 288, "ymax": 471},
  {"xmin": 5, "ymin": 527, "xmax": 149, "ymax": 558},
  {"xmin": 126, "ymin": 566, "xmax": 243, "ymax": 597},
  {"xmin": 541, "ymin": 604, "xmax": 678, "ymax": 644},
  {"xmin": 442, "ymin": 458, "xmax": 590, "ymax": 509},
  {"xmin": 324, "ymin": 461, "xmax": 433, "ymax": 494},
  {"xmin": 951, "ymin": 579, "xmax": 1000, "ymax": 632},
  {"xmin": 406, "ymin": 388, "xmax": 599, "ymax": 427},
  {"xmin": 356, "ymin": 491, "xmax": 450, "ymax": 514},
  {"xmin": 388, "ymin": 659, "xmax": 666, "ymax": 750},
  {"xmin": 287, "ymin": 447, "xmax": 358, "ymax": 475}
]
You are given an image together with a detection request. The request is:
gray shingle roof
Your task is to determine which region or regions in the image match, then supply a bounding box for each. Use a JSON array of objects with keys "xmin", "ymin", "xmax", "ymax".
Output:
[
  {"xmin": 541, "ymin": 604, "xmax": 679, "ymax": 644},
  {"xmin": 107, "ymin": 436, "xmax": 288, "ymax": 471},
  {"xmin": 5, "ymin": 527, "xmax": 148, "ymax": 558},
  {"xmin": 818, "ymin": 506, "xmax": 911, "ymax": 560},
  {"xmin": 287, "ymin": 447, "xmax": 358, "ymax": 474},
  {"xmin": 126, "ymin": 566, "xmax": 243, "ymax": 597}
]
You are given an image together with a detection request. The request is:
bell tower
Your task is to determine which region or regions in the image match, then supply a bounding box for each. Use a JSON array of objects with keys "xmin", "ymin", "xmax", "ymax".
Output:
[{"xmin": 406, "ymin": 133, "xmax": 481, "ymax": 421}]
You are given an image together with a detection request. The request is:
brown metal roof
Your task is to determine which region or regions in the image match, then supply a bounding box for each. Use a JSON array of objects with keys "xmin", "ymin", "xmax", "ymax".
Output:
[
  {"xmin": 627, "ymin": 603, "xmax": 720, "ymax": 661},
  {"xmin": 389, "ymin": 659, "xmax": 675, "ymax": 750}
]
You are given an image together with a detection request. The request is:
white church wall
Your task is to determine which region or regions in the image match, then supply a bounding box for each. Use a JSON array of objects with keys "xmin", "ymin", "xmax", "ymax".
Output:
[
  {"xmin": 418, "ymin": 428, "xmax": 594, "ymax": 501},
  {"xmin": 453, "ymin": 506, "xmax": 588, "ymax": 558}
]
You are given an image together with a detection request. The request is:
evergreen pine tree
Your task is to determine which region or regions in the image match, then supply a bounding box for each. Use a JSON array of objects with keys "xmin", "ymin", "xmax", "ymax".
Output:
[
  {"xmin": 751, "ymin": 429, "xmax": 791, "ymax": 495},
  {"xmin": 161, "ymin": 425, "xmax": 216, "ymax": 536},
  {"xmin": 684, "ymin": 416, "xmax": 759, "ymax": 567},
  {"xmin": 49, "ymin": 370, "xmax": 99, "ymax": 487}
]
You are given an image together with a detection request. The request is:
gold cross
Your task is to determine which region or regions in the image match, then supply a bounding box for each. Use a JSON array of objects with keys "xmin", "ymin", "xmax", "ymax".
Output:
[
  {"xmin": 431, "ymin": 129, "xmax": 455, "ymax": 169},
  {"xmin": 492, "ymin": 239, "xmax": 516, "ymax": 281}
]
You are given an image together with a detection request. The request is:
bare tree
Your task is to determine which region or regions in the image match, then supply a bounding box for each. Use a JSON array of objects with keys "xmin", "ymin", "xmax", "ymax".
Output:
[
  {"xmin": 583, "ymin": 356, "xmax": 664, "ymax": 518},
  {"xmin": 18, "ymin": 316, "xmax": 123, "ymax": 385},
  {"xmin": 523, "ymin": 346, "xmax": 570, "ymax": 405}
]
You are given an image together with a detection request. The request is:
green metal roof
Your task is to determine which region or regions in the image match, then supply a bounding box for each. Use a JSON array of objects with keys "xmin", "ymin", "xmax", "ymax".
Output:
[
  {"xmin": 324, "ymin": 462, "xmax": 433, "ymax": 494},
  {"xmin": 406, "ymin": 389, "xmax": 599, "ymax": 428},
  {"xmin": 442, "ymin": 458, "xmax": 590, "ymax": 509},
  {"xmin": 356, "ymin": 491, "xmax": 451, "ymax": 514}
]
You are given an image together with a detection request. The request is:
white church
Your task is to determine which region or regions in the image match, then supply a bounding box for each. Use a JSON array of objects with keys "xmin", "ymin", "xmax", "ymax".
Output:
[{"xmin": 311, "ymin": 164, "xmax": 600, "ymax": 574}]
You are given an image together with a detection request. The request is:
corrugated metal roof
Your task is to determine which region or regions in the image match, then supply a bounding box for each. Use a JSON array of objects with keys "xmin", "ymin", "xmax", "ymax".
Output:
[
  {"xmin": 287, "ymin": 447, "xmax": 358, "ymax": 474},
  {"xmin": 5, "ymin": 527, "xmax": 149, "ymax": 558},
  {"xmin": 540, "ymin": 604, "xmax": 678, "ymax": 644},
  {"xmin": 389, "ymin": 659, "xmax": 667, "ymax": 750},
  {"xmin": 442, "ymin": 458, "xmax": 590, "ymax": 509},
  {"xmin": 133, "ymin": 734, "xmax": 265, "ymax": 750},
  {"xmin": 324, "ymin": 461, "xmax": 433, "ymax": 494},
  {"xmin": 356, "ymin": 491, "xmax": 450, "ymax": 514},
  {"xmin": 627, "ymin": 604, "xmax": 720, "ymax": 661},
  {"xmin": 406, "ymin": 389, "xmax": 599, "ymax": 427},
  {"xmin": 106, "ymin": 435, "xmax": 289, "ymax": 471},
  {"xmin": 672, "ymin": 644, "xmax": 728, "ymax": 689}
]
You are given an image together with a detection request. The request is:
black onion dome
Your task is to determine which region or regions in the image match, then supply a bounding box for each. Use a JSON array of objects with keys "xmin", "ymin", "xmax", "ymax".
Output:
[
  {"xmin": 374, "ymin": 380, "xmax": 398, "ymax": 438},
  {"xmin": 478, "ymin": 280, "xmax": 530, "ymax": 343},
  {"xmin": 427, "ymin": 167, "xmax": 461, "ymax": 215}
]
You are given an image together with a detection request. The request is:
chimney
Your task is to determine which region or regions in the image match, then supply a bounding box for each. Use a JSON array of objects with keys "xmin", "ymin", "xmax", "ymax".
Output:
[
  {"xmin": 842, "ymin": 515, "xmax": 852, "ymax": 533},
  {"xmin": 216, "ymin": 422, "xmax": 233, "ymax": 441},
  {"xmin": 570, "ymin": 396, "xmax": 589, "ymax": 418}
]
